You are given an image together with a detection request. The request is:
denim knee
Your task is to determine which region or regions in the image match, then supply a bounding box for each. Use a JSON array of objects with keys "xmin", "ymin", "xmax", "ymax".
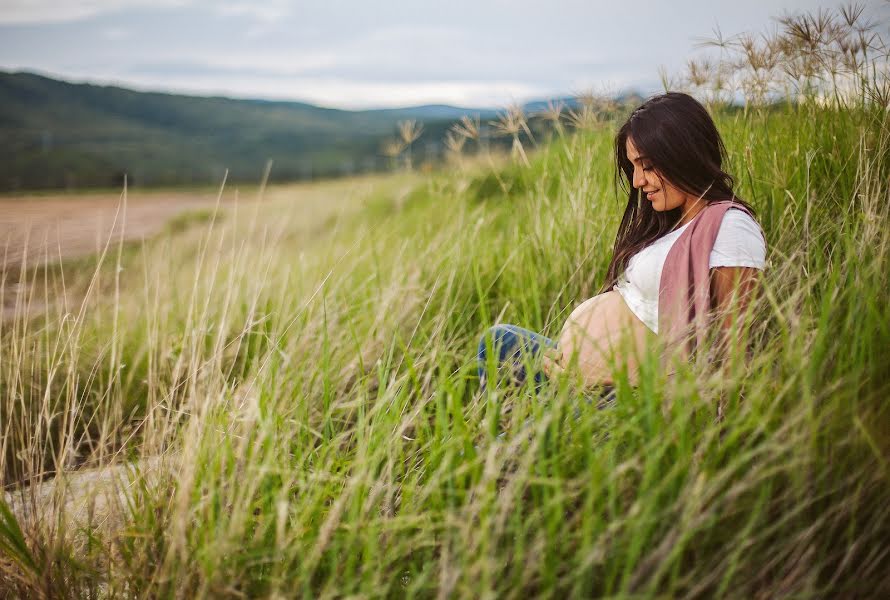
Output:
[
  {"xmin": 478, "ymin": 324, "xmax": 522, "ymax": 364},
  {"xmin": 477, "ymin": 324, "xmax": 520, "ymax": 388}
]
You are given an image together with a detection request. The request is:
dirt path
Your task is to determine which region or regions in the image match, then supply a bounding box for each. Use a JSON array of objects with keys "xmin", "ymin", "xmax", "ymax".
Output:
[
  {"xmin": 0, "ymin": 187, "xmax": 239, "ymax": 322},
  {"xmin": 0, "ymin": 188, "xmax": 235, "ymax": 270},
  {"xmin": 0, "ymin": 174, "xmax": 410, "ymax": 271}
]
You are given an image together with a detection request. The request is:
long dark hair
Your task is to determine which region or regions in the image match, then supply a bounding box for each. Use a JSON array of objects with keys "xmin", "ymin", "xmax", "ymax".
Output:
[{"xmin": 602, "ymin": 92, "xmax": 754, "ymax": 291}]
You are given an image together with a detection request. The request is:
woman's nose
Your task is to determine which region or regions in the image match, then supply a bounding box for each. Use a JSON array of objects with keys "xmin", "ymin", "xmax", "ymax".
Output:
[{"xmin": 632, "ymin": 167, "xmax": 645, "ymax": 189}]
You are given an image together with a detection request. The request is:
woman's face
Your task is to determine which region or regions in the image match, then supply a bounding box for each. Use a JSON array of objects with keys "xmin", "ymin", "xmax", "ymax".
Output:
[{"xmin": 625, "ymin": 137, "xmax": 690, "ymax": 213}]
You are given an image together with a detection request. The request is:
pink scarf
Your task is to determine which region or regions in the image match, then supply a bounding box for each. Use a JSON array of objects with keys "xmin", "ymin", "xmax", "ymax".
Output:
[{"xmin": 658, "ymin": 200, "xmax": 759, "ymax": 363}]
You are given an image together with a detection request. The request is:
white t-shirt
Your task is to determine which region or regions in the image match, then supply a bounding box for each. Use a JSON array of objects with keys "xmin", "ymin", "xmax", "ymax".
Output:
[{"xmin": 613, "ymin": 208, "xmax": 766, "ymax": 333}]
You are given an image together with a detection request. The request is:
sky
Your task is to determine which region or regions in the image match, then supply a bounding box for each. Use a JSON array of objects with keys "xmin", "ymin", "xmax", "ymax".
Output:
[{"xmin": 0, "ymin": 0, "xmax": 885, "ymax": 109}]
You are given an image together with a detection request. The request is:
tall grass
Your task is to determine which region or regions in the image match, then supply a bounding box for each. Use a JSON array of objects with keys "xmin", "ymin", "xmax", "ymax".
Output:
[{"xmin": 2, "ymin": 5, "xmax": 890, "ymax": 598}]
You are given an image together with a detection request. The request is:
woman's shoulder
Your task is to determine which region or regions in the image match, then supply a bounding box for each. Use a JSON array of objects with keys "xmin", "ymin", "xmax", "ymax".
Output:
[
  {"xmin": 710, "ymin": 207, "xmax": 767, "ymax": 268},
  {"xmin": 698, "ymin": 201, "xmax": 764, "ymax": 238},
  {"xmin": 722, "ymin": 207, "xmax": 763, "ymax": 233},
  {"xmin": 703, "ymin": 199, "xmax": 757, "ymax": 220}
]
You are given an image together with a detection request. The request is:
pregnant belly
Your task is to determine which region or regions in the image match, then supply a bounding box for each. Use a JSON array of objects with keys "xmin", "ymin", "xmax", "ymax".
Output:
[{"xmin": 557, "ymin": 290, "xmax": 655, "ymax": 385}]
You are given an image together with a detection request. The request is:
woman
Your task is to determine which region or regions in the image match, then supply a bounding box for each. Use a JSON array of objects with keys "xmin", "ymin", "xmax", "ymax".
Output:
[{"xmin": 477, "ymin": 92, "xmax": 766, "ymax": 392}]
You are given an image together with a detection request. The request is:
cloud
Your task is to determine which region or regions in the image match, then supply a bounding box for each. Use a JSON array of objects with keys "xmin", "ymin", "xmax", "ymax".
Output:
[
  {"xmin": 216, "ymin": 1, "xmax": 292, "ymax": 24},
  {"xmin": 16, "ymin": 64, "xmax": 555, "ymax": 109},
  {"xmin": 138, "ymin": 23, "xmax": 604, "ymax": 84},
  {"xmin": 0, "ymin": 0, "xmax": 191, "ymax": 25},
  {"xmin": 101, "ymin": 27, "xmax": 131, "ymax": 40},
  {"xmin": 149, "ymin": 76, "xmax": 551, "ymax": 109}
]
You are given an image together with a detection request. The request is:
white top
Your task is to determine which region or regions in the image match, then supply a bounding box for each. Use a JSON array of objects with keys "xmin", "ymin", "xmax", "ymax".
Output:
[{"xmin": 613, "ymin": 208, "xmax": 766, "ymax": 333}]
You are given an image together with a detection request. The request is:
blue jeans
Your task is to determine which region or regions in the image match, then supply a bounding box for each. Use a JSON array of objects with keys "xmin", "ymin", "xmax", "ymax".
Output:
[
  {"xmin": 476, "ymin": 323, "xmax": 617, "ymax": 408},
  {"xmin": 476, "ymin": 324, "xmax": 557, "ymax": 392}
]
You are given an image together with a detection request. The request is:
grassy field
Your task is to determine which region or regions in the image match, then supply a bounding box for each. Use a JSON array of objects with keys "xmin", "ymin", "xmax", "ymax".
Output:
[{"xmin": 3, "ymin": 8, "xmax": 890, "ymax": 599}]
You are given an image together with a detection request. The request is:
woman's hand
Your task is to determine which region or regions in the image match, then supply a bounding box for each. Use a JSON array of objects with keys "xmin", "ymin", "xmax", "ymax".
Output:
[{"xmin": 540, "ymin": 347, "xmax": 565, "ymax": 379}]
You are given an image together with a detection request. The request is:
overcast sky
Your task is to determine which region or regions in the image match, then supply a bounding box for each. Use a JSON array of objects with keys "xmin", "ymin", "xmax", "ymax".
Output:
[{"xmin": 0, "ymin": 0, "xmax": 884, "ymax": 109}]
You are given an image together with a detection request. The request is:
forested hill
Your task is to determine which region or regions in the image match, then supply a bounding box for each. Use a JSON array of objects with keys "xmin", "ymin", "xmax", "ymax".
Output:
[{"xmin": 1, "ymin": 71, "xmax": 519, "ymax": 191}]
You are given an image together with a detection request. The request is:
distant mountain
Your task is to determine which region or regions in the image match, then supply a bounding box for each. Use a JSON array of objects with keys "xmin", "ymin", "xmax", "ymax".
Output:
[
  {"xmin": 0, "ymin": 71, "xmax": 634, "ymax": 191},
  {"xmin": 521, "ymin": 98, "xmax": 581, "ymax": 113},
  {"xmin": 371, "ymin": 104, "xmax": 499, "ymax": 120}
]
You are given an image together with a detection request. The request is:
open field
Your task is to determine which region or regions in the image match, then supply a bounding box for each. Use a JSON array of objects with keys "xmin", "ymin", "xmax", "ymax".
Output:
[
  {"xmin": 0, "ymin": 174, "xmax": 419, "ymax": 322},
  {"xmin": 1, "ymin": 174, "xmax": 418, "ymax": 268},
  {"xmin": 1, "ymin": 100, "xmax": 887, "ymax": 597},
  {"xmin": 2, "ymin": 7, "xmax": 890, "ymax": 597}
]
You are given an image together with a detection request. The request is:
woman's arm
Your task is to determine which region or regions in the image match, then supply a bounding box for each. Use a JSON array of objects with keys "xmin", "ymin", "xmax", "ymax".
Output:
[{"xmin": 710, "ymin": 266, "xmax": 761, "ymax": 356}]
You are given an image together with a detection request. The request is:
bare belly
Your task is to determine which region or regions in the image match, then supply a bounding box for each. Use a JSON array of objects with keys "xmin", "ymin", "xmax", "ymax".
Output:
[{"xmin": 556, "ymin": 290, "xmax": 655, "ymax": 386}]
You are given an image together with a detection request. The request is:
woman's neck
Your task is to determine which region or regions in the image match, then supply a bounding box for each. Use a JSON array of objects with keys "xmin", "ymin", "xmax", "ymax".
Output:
[{"xmin": 678, "ymin": 195, "xmax": 707, "ymax": 226}]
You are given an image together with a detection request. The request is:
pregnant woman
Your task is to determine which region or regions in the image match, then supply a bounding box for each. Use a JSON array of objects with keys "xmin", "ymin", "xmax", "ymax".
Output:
[{"xmin": 477, "ymin": 91, "xmax": 766, "ymax": 393}]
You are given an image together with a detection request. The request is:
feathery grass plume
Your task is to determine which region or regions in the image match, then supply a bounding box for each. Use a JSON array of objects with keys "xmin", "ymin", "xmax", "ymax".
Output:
[
  {"xmin": 691, "ymin": 25, "xmax": 740, "ymax": 105},
  {"xmin": 708, "ymin": 60, "xmax": 736, "ymax": 107},
  {"xmin": 688, "ymin": 19, "xmax": 736, "ymax": 105},
  {"xmin": 565, "ymin": 103, "xmax": 600, "ymax": 132},
  {"xmin": 452, "ymin": 114, "xmax": 481, "ymax": 143},
  {"xmin": 490, "ymin": 104, "xmax": 533, "ymax": 167},
  {"xmin": 829, "ymin": 2, "xmax": 886, "ymax": 107},
  {"xmin": 574, "ymin": 89, "xmax": 598, "ymax": 109},
  {"xmin": 566, "ymin": 88, "xmax": 610, "ymax": 132},
  {"xmin": 685, "ymin": 57, "xmax": 716, "ymax": 95},
  {"xmin": 381, "ymin": 138, "xmax": 407, "ymax": 170},
  {"xmin": 450, "ymin": 112, "xmax": 513, "ymax": 189},
  {"xmin": 396, "ymin": 120, "xmax": 424, "ymax": 171},
  {"xmin": 575, "ymin": 88, "xmax": 617, "ymax": 119},
  {"xmin": 692, "ymin": 23, "xmax": 733, "ymax": 59},
  {"xmin": 537, "ymin": 99, "xmax": 566, "ymax": 139},
  {"xmin": 864, "ymin": 67, "xmax": 890, "ymax": 108},
  {"xmin": 443, "ymin": 130, "xmax": 467, "ymax": 168},
  {"xmin": 779, "ymin": 9, "xmax": 830, "ymax": 102},
  {"xmin": 773, "ymin": 6, "xmax": 850, "ymax": 105},
  {"xmin": 657, "ymin": 64, "xmax": 684, "ymax": 93},
  {"xmin": 681, "ymin": 2, "xmax": 889, "ymax": 110},
  {"xmin": 780, "ymin": 3, "xmax": 889, "ymax": 108},
  {"xmin": 591, "ymin": 87, "xmax": 620, "ymax": 115},
  {"xmin": 451, "ymin": 114, "xmax": 491, "ymax": 162},
  {"xmin": 736, "ymin": 31, "xmax": 782, "ymax": 106}
]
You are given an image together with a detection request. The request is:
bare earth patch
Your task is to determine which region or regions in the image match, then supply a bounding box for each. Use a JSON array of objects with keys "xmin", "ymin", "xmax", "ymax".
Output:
[
  {"xmin": 0, "ymin": 188, "xmax": 234, "ymax": 270},
  {"xmin": 0, "ymin": 174, "xmax": 411, "ymax": 322},
  {"xmin": 0, "ymin": 187, "xmax": 233, "ymax": 322},
  {"xmin": 4, "ymin": 457, "xmax": 166, "ymax": 535}
]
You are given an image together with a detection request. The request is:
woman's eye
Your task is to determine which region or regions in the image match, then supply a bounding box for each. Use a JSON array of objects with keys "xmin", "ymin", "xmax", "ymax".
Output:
[{"xmin": 642, "ymin": 166, "xmax": 653, "ymax": 172}]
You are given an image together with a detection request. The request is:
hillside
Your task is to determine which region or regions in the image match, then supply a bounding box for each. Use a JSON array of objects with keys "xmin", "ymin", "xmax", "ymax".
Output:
[
  {"xmin": 1, "ymin": 71, "xmax": 522, "ymax": 190},
  {"xmin": 3, "ymin": 94, "xmax": 889, "ymax": 596}
]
